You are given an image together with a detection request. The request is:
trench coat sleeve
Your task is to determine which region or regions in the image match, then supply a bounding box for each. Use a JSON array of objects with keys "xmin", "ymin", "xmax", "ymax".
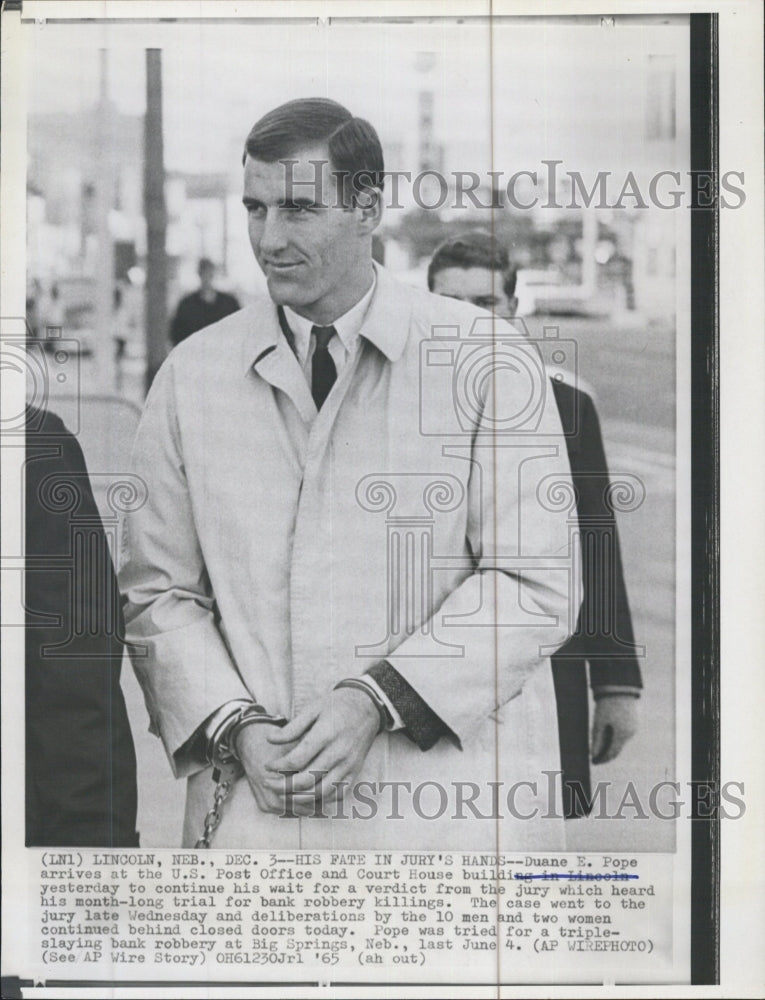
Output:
[
  {"xmin": 385, "ymin": 360, "xmax": 580, "ymax": 747},
  {"xmin": 367, "ymin": 662, "xmax": 447, "ymax": 750},
  {"xmin": 119, "ymin": 360, "xmax": 254, "ymax": 778},
  {"xmin": 568, "ymin": 389, "xmax": 642, "ymax": 690}
]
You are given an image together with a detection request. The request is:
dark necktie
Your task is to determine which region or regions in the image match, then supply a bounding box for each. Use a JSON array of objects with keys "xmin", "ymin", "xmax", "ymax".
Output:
[{"xmin": 311, "ymin": 325, "xmax": 337, "ymax": 410}]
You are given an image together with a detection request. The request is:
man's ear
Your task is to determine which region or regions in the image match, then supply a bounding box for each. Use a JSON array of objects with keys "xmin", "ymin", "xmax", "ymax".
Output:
[{"xmin": 355, "ymin": 188, "xmax": 383, "ymax": 234}]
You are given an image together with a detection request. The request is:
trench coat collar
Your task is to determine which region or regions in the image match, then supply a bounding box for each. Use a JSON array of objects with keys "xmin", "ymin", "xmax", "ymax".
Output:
[
  {"xmin": 242, "ymin": 263, "xmax": 413, "ymax": 379},
  {"xmin": 356, "ymin": 263, "xmax": 412, "ymax": 363}
]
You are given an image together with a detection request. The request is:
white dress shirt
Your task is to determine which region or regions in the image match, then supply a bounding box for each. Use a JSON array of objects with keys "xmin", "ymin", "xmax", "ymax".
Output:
[{"xmin": 281, "ymin": 270, "xmax": 377, "ymax": 380}]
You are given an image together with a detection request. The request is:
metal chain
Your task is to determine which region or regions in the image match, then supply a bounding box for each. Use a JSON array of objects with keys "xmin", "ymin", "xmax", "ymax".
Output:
[{"xmin": 195, "ymin": 778, "xmax": 234, "ymax": 849}]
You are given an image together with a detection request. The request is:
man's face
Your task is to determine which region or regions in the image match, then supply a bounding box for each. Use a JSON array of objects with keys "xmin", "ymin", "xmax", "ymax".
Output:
[
  {"xmin": 431, "ymin": 266, "xmax": 517, "ymax": 319},
  {"xmin": 243, "ymin": 144, "xmax": 365, "ymax": 323}
]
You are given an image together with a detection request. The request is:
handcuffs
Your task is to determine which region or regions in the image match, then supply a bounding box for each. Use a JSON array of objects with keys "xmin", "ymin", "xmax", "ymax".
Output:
[
  {"xmin": 196, "ymin": 682, "xmax": 392, "ymax": 848},
  {"xmin": 196, "ymin": 703, "xmax": 287, "ymax": 848}
]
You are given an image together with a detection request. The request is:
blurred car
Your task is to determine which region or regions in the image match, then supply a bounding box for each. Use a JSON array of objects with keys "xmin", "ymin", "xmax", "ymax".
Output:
[
  {"xmin": 515, "ymin": 269, "xmax": 567, "ymax": 316},
  {"xmin": 516, "ymin": 269, "xmax": 610, "ymax": 318}
]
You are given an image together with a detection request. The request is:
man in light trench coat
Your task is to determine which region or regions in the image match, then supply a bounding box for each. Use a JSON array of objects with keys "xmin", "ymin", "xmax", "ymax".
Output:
[{"xmin": 120, "ymin": 98, "xmax": 581, "ymax": 850}]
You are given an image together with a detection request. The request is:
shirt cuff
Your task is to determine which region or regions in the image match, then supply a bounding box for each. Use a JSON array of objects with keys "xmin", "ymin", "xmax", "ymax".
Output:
[
  {"xmin": 360, "ymin": 676, "xmax": 405, "ymax": 731},
  {"xmin": 182, "ymin": 698, "xmax": 255, "ymax": 765}
]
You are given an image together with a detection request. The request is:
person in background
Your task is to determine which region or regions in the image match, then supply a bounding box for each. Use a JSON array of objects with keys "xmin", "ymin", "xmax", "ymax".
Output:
[
  {"xmin": 113, "ymin": 284, "xmax": 129, "ymax": 364},
  {"xmin": 169, "ymin": 258, "xmax": 240, "ymax": 347},
  {"xmin": 44, "ymin": 283, "xmax": 65, "ymax": 329},
  {"xmin": 428, "ymin": 231, "xmax": 642, "ymax": 819},
  {"xmin": 25, "ymin": 405, "xmax": 138, "ymax": 846},
  {"xmin": 26, "ymin": 278, "xmax": 42, "ymax": 342}
]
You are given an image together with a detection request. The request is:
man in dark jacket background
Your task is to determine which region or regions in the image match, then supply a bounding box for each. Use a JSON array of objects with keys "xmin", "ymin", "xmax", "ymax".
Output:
[
  {"xmin": 169, "ymin": 258, "xmax": 240, "ymax": 347},
  {"xmin": 428, "ymin": 232, "xmax": 643, "ymax": 818},
  {"xmin": 25, "ymin": 405, "xmax": 138, "ymax": 846}
]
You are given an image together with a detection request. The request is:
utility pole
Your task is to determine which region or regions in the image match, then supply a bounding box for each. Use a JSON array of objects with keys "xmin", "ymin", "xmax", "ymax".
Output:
[
  {"xmin": 143, "ymin": 48, "xmax": 168, "ymax": 394},
  {"xmin": 94, "ymin": 49, "xmax": 116, "ymax": 392}
]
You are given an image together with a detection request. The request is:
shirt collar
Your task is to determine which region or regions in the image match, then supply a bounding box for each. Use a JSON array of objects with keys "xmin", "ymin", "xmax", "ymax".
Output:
[
  {"xmin": 246, "ymin": 263, "xmax": 412, "ymax": 375},
  {"xmin": 282, "ymin": 269, "xmax": 377, "ymax": 362}
]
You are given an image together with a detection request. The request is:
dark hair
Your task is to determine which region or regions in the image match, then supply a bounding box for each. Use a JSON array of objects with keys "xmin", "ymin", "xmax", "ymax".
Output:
[
  {"xmin": 198, "ymin": 257, "xmax": 215, "ymax": 275},
  {"xmin": 427, "ymin": 231, "xmax": 518, "ymax": 299},
  {"xmin": 243, "ymin": 97, "xmax": 385, "ymax": 196}
]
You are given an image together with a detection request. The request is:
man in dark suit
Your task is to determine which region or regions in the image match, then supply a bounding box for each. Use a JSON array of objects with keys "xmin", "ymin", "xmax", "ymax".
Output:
[
  {"xmin": 25, "ymin": 405, "xmax": 138, "ymax": 845},
  {"xmin": 169, "ymin": 258, "xmax": 241, "ymax": 347},
  {"xmin": 428, "ymin": 232, "xmax": 642, "ymax": 818}
]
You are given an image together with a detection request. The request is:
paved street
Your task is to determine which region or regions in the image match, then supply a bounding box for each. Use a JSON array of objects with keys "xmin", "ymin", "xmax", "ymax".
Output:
[
  {"xmin": 47, "ymin": 312, "xmax": 677, "ymax": 851},
  {"xmin": 535, "ymin": 315, "xmax": 676, "ymax": 852}
]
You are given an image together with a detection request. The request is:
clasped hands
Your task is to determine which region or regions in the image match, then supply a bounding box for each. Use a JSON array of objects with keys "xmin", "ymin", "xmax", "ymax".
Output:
[
  {"xmin": 234, "ymin": 687, "xmax": 640, "ymax": 816},
  {"xmin": 234, "ymin": 687, "xmax": 381, "ymax": 816}
]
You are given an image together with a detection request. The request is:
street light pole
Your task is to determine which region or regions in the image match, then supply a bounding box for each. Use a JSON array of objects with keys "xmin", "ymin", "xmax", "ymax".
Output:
[
  {"xmin": 143, "ymin": 48, "xmax": 168, "ymax": 394},
  {"xmin": 94, "ymin": 48, "xmax": 116, "ymax": 391}
]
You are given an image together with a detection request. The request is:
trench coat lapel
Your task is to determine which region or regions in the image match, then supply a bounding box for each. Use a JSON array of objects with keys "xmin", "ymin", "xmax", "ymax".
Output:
[
  {"xmin": 243, "ymin": 304, "xmax": 316, "ymax": 425},
  {"xmin": 242, "ymin": 269, "xmax": 413, "ymax": 454}
]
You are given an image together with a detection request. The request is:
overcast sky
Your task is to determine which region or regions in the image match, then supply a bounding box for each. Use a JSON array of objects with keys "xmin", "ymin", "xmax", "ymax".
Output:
[{"xmin": 26, "ymin": 17, "xmax": 689, "ymax": 177}]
